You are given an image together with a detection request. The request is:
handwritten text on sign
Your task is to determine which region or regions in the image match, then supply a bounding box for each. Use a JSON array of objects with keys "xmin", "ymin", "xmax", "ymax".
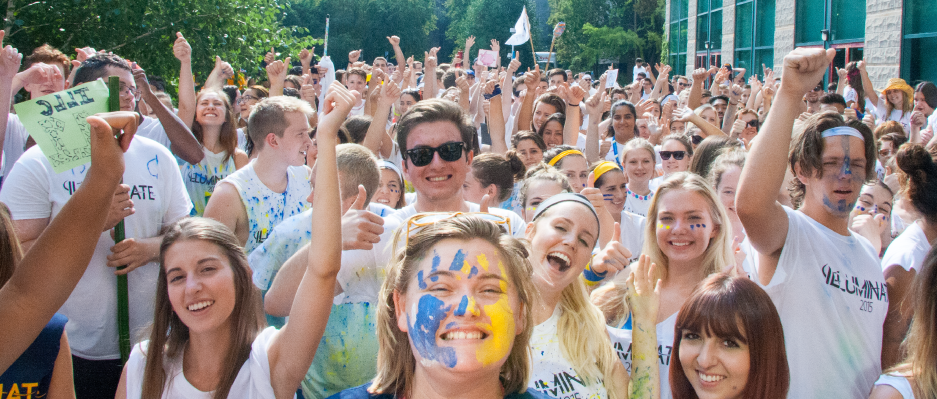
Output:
[{"xmin": 13, "ymin": 79, "xmax": 109, "ymax": 173}]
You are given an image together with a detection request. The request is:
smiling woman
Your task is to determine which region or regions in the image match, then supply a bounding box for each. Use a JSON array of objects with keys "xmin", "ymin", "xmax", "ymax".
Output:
[{"xmin": 357, "ymin": 214, "xmax": 544, "ymax": 399}]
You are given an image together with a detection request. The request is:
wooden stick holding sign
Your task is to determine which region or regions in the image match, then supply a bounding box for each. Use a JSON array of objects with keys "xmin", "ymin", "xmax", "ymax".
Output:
[
  {"xmin": 546, "ymin": 22, "xmax": 565, "ymax": 71},
  {"xmin": 106, "ymin": 76, "xmax": 131, "ymax": 364}
]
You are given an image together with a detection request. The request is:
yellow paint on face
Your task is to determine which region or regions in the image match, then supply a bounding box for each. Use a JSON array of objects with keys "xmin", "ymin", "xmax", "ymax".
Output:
[
  {"xmin": 477, "ymin": 254, "xmax": 490, "ymax": 271},
  {"xmin": 461, "ymin": 259, "xmax": 472, "ymax": 276},
  {"xmin": 475, "ymin": 294, "xmax": 515, "ymax": 366},
  {"xmin": 497, "ymin": 261, "xmax": 508, "ymax": 292}
]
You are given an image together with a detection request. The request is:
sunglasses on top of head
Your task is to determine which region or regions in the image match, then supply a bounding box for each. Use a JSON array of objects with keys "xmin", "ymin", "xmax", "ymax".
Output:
[
  {"xmin": 405, "ymin": 142, "xmax": 466, "ymax": 167},
  {"xmin": 660, "ymin": 150, "xmax": 686, "ymax": 160}
]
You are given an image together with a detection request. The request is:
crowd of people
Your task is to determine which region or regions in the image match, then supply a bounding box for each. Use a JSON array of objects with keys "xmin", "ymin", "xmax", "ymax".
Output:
[{"xmin": 0, "ymin": 28, "xmax": 936, "ymax": 399}]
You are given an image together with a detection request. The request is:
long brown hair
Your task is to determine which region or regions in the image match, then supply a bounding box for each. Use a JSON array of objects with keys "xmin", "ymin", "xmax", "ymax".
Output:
[
  {"xmin": 141, "ymin": 218, "xmax": 263, "ymax": 399},
  {"xmin": 0, "ymin": 203, "xmax": 23, "ymax": 288},
  {"xmin": 192, "ymin": 90, "xmax": 239, "ymax": 164},
  {"xmin": 370, "ymin": 215, "xmax": 536, "ymax": 397},
  {"xmin": 889, "ymin": 246, "xmax": 937, "ymax": 399},
  {"xmin": 670, "ymin": 273, "xmax": 789, "ymax": 399}
]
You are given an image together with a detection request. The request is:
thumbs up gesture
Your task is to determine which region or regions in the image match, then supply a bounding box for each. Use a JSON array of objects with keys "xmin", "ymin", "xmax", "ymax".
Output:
[
  {"xmin": 341, "ymin": 185, "xmax": 385, "ymax": 251},
  {"xmin": 591, "ymin": 222, "xmax": 633, "ymax": 276}
]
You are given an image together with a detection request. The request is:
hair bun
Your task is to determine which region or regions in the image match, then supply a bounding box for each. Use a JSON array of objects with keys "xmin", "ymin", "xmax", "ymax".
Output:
[{"xmin": 505, "ymin": 151, "xmax": 527, "ymax": 180}]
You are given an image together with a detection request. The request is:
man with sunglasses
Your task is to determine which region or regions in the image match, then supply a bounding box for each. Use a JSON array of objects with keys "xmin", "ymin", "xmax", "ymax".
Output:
[
  {"xmin": 674, "ymin": 75, "xmax": 690, "ymax": 95},
  {"xmin": 805, "ymin": 83, "xmax": 825, "ymax": 114}
]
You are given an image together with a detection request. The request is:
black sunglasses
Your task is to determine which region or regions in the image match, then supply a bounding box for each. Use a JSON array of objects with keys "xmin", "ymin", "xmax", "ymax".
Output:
[
  {"xmin": 691, "ymin": 135, "xmax": 704, "ymax": 145},
  {"xmin": 660, "ymin": 150, "xmax": 686, "ymax": 160},
  {"xmin": 746, "ymin": 119, "xmax": 760, "ymax": 129},
  {"xmin": 405, "ymin": 142, "xmax": 465, "ymax": 167}
]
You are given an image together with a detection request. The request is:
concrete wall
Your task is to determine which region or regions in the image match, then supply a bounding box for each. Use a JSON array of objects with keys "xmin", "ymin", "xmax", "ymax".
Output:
[
  {"xmin": 687, "ymin": 0, "xmax": 699, "ymax": 75},
  {"xmin": 722, "ymin": 0, "xmax": 736, "ymax": 66},
  {"xmin": 773, "ymin": 0, "xmax": 796, "ymax": 75},
  {"xmin": 865, "ymin": 0, "xmax": 903, "ymax": 89}
]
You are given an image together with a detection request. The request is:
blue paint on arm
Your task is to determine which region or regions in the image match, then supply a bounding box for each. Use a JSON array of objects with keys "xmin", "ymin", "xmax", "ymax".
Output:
[{"xmin": 449, "ymin": 249, "xmax": 467, "ymax": 271}]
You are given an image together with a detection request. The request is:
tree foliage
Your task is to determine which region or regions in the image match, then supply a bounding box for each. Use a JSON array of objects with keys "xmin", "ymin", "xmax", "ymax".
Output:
[
  {"xmin": 6, "ymin": 0, "xmax": 316, "ymax": 83},
  {"xmin": 444, "ymin": 0, "xmax": 540, "ymax": 68}
]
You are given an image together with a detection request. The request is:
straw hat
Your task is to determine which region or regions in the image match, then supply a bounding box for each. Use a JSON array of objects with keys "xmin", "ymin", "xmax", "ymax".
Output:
[{"xmin": 883, "ymin": 78, "xmax": 913, "ymax": 109}]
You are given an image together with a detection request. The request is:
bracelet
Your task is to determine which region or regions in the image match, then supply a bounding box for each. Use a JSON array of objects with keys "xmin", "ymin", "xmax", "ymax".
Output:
[
  {"xmin": 582, "ymin": 261, "xmax": 608, "ymax": 282},
  {"xmin": 569, "ymin": 103, "xmax": 581, "ymax": 107}
]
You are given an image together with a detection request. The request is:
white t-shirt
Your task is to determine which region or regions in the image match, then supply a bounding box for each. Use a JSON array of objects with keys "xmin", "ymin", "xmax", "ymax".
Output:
[
  {"xmin": 843, "ymin": 86, "xmax": 876, "ymax": 114},
  {"xmin": 619, "ymin": 211, "xmax": 646, "ymax": 266},
  {"xmin": 179, "ymin": 148, "xmax": 239, "ymax": 216},
  {"xmin": 881, "ymin": 221, "xmax": 931, "ymax": 272},
  {"xmin": 761, "ymin": 207, "xmax": 887, "ymax": 399},
  {"xmin": 874, "ymin": 96, "xmax": 912, "ymax": 133},
  {"xmin": 136, "ymin": 116, "xmax": 173, "ymax": 152},
  {"xmin": 608, "ymin": 312, "xmax": 677, "ymax": 399},
  {"xmin": 873, "ymin": 373, "xmax": 915, "ymax": 399},
  {"xmin": 1, "ymin": 114, "xmax": 29, "ymax": 180},
  {"xmin": 632, "ymin": 66, "xmax": 647, "ymax": 83},
  {"xmin": 124, "ymin": 327, "xmax": 291, "ymax": 399},
  {"xmin": 529, "ymin": 307, "xmax": 609, "ymax": 399},
  {"xmin": 623, "ymin": 189, "xmax": 653, "ymax": 217},
  {"xmin": 0, "ymin": 136, "xmax": 192, "ymax": 359},
  {"xmin": 386, "ymin": 202, "xmax": 527, "ymax": 238},
  {"xmin": 605, "ymin": 141, "xmax": 627, "ymax": 167}
]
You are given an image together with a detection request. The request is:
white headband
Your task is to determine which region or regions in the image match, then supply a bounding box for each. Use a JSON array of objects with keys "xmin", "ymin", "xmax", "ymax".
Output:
[
  {"xmin": 378, "ymin": 160, "xmax": 403, "ymax": 182},
  {"xmin": 820, "ymin": 126, "xmax": 865, "ymax": 141}
]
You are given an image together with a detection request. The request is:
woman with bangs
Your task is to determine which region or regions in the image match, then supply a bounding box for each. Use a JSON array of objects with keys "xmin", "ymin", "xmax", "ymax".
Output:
[
  {"xmin": 524, "ymin": 193, "xmax": 661, "ymax": 399},
  {"xmin": 594, "ymin": 172, "xmax": 735, "ymax": 399},
  {"xmin": 334, "ymin": 214, "xmax": 544, "ymax": 398},
  {"xmin": 670, "ymin": 273, "xmax": 789, "ymax": 399},
  {"xmin": 857, "ymin": 62, "xmax": 913, "ymax": 132},
  {"xmin": 605, "ymin": 101, "xmax": 639, "ymax": 165},
  {"xmin": 179, "ymin": 90, "xmax": 249, "ymax": 216}
]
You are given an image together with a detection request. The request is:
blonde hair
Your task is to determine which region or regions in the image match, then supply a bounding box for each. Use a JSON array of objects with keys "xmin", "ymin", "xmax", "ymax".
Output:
[
  {"xmin": 889, "ymin": 248, "xmax": 937, "ymax": 399},
  {"xmin": 598, "ymin": 172, "xmax": 733, "ymax": 326},
  {"xmin": 371, "ymin": 215, "xmax": 536, "ymax": 396},
  {"xmin": 530, "ymin": 206, "xmax": 626, "ymax": 399},
  {"xmin": 621, "ymin": 137, "xmax": 657, "ymax": 164}
]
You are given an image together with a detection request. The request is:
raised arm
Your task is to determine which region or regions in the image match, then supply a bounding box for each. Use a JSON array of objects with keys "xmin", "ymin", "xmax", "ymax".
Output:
[
  {"xmin": 462, "ymin": 36, "xmax": 475, "ymax": 71},
  {"xmin": 0, "ymin": 112, "xmax": 135, "ymax": 374},
  {"xmin": 134, "ymin": 68, "xmax": 203, "ymax": 164},
  {"xmin": 516, "ymin": 65, "xmax": 540, "ymax": 133},
  {"xmin": 424, "ymin": 47, "xmax": 439, "ymax": 100},
  {"xmin": 687, "ymin": 67, "xmax": 712, "ymax": 110},
  {"xmin": 487, "ymin": 79, "xmax": 508, "ymax": 155},
  {"xmin": 560, "ymin": 83, "xmax": 585, "ymax": 146},
  {"xmin": 857, "ymin": 61, "xmax": 879, "ymax": 108},
  {"xmin": 173, "ymin": 33, "xmax": 196, "ymax": 128},
  {"xmin": 674, "ymin": 107, "xmax": 725, "ymax": 138},
  {"xmin": 363, "ymin": 77, "xmax": 400, "ymax": 155},
  {"xmin": 736, "ymin": 48, "xmax": 835, "ymax": 286},
  {"xmin": 626, "ymin": 255, "xmax": 661, "ymax": 399},
  {"xmin": 204, "ymin": 56, "xmax": 234, "ymax": 91},
  {"xmin": 835, "ymin": 67, "xmax": 847, "ymax": 96},
  {"xmin": 387, "ymin": 36, "xmax": 405, "ymax": 68},
  {"xmin": 583, "ymin": 82, "xmax": 606, "ymax": 163},
  {"xmin": 299, "ymin": 47, "xmax": 314, "ymax": 77},
  {"xmin": 0, "ymin": 34, "xmax": 19, "ymax": 170},
  {"xmin": 267, "ymin": 83, "xmax": 354, "ymax": 397},
  {"xmin": 721, "ymin": 84, "xmax": 742, "ymax": 135},
  {"xmin": 267, "ymin": 56, "xmax": 291, "ymax": 97}
]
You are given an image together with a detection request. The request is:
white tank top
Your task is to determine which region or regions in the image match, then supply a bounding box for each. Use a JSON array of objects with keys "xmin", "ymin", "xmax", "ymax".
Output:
[
  {"xmin": 180, "ymin": 148, "xmax": 238, "ymax": 216},
  {"xmin": 874, "ymin": 373, "xmax": 915, "ymax": 399},
  {"xmin": 221, "ymin": 161, "xmax": 311, "ymax": 253},
  {"xmin": 529, "ymin": 307, "xmax": 609, "ymax": 399}
]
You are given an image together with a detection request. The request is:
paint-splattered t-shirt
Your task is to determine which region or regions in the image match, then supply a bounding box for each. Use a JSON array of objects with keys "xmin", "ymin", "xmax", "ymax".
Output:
[
  {"xmin": 219, "ymin": 161, "xmax": 311, "ymax": 253},
  {"xmin": 179, "ymin": 147, "xmax": 239, "ymax": 216},
  {"xmin": 762, "ymin": 206, "xmax": 886, "ymax": 399},
  {"xmin": 528, "ymin": 307, "xmax": 609, "ymax": 399}
]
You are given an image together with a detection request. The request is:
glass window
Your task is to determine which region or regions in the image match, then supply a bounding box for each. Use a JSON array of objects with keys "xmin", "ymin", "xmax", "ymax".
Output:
[
  {"xmin": 755, "ymin": 0, "xmax": 775, "ymax": 47},
  {"xmin": 795, "ymin": 0, "xmax": 825, "ymax": 45},
  {"xmin": 696, "ymin": 0, "xmax": 723, "ymax": 66},
  {"xmin": 902, "ymin": 0, "xmax": 937, "ymax": 83},
  {"xmin": 797, "ymin": 0, "xmax": 865, "ymax": 46},
  {"xmin": 669, "ymin": 0, "xmax": 689, "ymax": 71},
  {"xmin": 905, "ymin": 0, "xmax": 936, "ymax": 35},
  {"xmin": 831, "ymin": 0, "xmax": 865, "ymax": 42},
  {"xmin": 735, "ymin": 0, "xmax": 774, "ymax": 78},
  {"xmin": 697, "ymin": 14, "xmax": 710, "ymax": 51},
  {"xmin": 736, "ymin": 2, "xmax": 753, "ymax": 48}
]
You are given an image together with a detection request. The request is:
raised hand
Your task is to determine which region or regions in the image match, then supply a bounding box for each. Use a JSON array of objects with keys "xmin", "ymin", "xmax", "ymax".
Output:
[
  {"xmin": 524, "ymin": 64, "xmax": 541, "ymax": 92},
  {"xmin": 86, "ymin": 111, "xmax": 138, "ymax": 187},
  {"xmin": 300, "ymin": 74, "xmax": 319, "ymax": 106},
  {"xmin": 779, "ymin": 48, "xmax": 836, "ymax": 97},
  {"xmin": 465, "ymin": 35, "xmax": 476, "ymax": 49},
  {"xmin": 580, "ymin": 171, "xmax": 607, "ymax": 212},
  {"xmin": 341, "ymin": 185, "xmax": 385, "ymax": 250},
  {"xmin": 173, "ymin": 32, "xmax": 191, "ymax": 63},
  {"xmin": 213, "ymin": 56, "xmax": 234, "ymax": 81},
  {"xmin": 348, "ymin": 49, "xmax": 362, "ymax": 64},
  {"xmin": 506, "ymin": 53, "xmax": 521, "ymax": 74},
  {"xmin": 674, "ymin": 107, "xmax": 695, "ymax": 123},
  {"xmin": 299, "ymin": 48, "xmax": 314, "ymax": 67},
  {"xmin": 132, "ymin": 68, "xmax": 154, "ymax": 98},
  {"xmin": 490, "ymin": 39, "xmax": 500, "ymax": 53},
  {"xmin": 321, "ymin": 82, "xmax": 358, "ymax": 131},
  {"xmin": 0, "ymin": 40, "xmax": 22, "ymax": 80},
  {"xmin": 592, "ymin": 222, "xmax": 633, "ymax": 276},
  {"xmin": 691, "ymin": 67, "xmax": 709, "ymax": 83},
  {"xmin": 265, "ymin": 47, "xmax": 277, "ymax": 65},
  {"xmin": 911, "ymin": 111, "xmax": 927, "ymax": 129},
  {"xmin": 266, "ymin": 57, "xmax": 291, "ymax": 81},
  {"xmin": 387, "ymin": 35, "xmax": 401, "ymax": 47},
  {"xmin": 569, "ymin": 85, "xmax": 586, "ymax": 105},
  {"xmin": 624, "ymin": 254, "xmax": 661, "ymax": 323},
  {"xmin": 379, "ymin": 78, "xmax": 402, "ymax": 106}
]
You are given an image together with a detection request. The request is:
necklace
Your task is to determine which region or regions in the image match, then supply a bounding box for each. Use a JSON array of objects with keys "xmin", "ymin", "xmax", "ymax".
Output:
[{"xmin": 626, "ymin": 188, "xmax": 652, "ymax": 201}]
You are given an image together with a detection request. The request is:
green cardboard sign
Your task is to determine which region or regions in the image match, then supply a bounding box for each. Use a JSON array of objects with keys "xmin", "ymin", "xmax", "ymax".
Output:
[{"xmin": 13, "ymin": 79, "xmax": 110, "ymax": 173}]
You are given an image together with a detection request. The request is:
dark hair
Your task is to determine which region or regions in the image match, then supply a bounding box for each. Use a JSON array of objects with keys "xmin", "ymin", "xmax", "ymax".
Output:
[
  {"xmin": 671, "ymin": 273, "xmax": 790, "ymax": 399},
  {"xmin": 536, "ymin": 113, "xmax": 566, "ymax": 141},
  {"xmin": 442, "ymin": 69, "xmax": 461, "ymax": 89},
  {"xmin": 146, "ymin": 75, "xmax": 168, "ymax": 93},
  {"xmin": 896, "ymin": 144, "xmax": 937, "ymax": 222},
  {"xmin": 512, "ymin": 130, "xmax": 547, "ymax": 152},
  {"xmin": 708, "ymin": 95, "xmax": 730, "ymax": 105},
  {"xmin": 346, "ymin": 68, "xmax": 367, "ymax": 81},
  {"xmin": 192, "ymin": 90, "xmax": 239, "ymax": 164},
  {"xmin": 879, "ymin": 132, "xmax": 909, "ymax": 153},
  {"xmin": 472, "ymin": 153, "xmax": 526, "ymax": 203},
  {"xmin": 788, "ymin": 113, "xmax": 876, "ymax": 209},
  {"xmin": 73, "ymin": 54, "xmax": 132, "ymax": 86},
  {"xmin": 282, "ymin": 87, "xmax": 301, "ymax": 99},
  {"xmin": 689, "ymin": 136, "xmax": 740, "ymax": 178},
  {"xmin": 915, "ymin": 82, "xmax": 937, "ymax": 109},
  {"xmin": 340, "ymin": 115, "xmax": 372, "ymax": 144},
  {"xmin": 535, "ymin": 93, "xmax": 567, "ymax": 118},
  {"xmin": 547, "ymin": 68, "xmax": 568, "ymax": 82},
  {"xmin": 608, "ymin": 100, "xmax": 638, "ymax": 139},
  {"xmin": 661, "ymin": 134, "xmax": 694, "ymax": 157},
  {"xmin": 396, "ymin": 99, "xmax": 475, "ymax": 157},
  {"xmin": 222, "ymin": 85, "xmax": 240, "ymax": 105},
  {"xmin": 820, "ymin": 93, "xmax": 847, "ymax": 108},
  {"xmin": 401, "ymin": 88, "xmax": 422, "ymax": 103},
  {"xmin": 288, "ymin": 65, "xmax": 304, "ymax": 76},
  {"xmin": 846, "ymin": 62, "xmax": 866, "ymax": 113}
]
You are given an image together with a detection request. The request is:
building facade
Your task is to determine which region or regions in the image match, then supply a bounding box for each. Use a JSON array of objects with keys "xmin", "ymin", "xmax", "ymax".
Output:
[{"xmin": 665, "ymin": 0, "xmax": 934, "ymax": 88}]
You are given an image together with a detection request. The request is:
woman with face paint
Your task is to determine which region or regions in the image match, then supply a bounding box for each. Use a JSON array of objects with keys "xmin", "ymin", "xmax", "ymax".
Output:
[
  {"xmin": 525, "ymin": 193, "xmax": 662, "ymax": 399},
  {"xmin": 346, "ymin": 214, "xmax": 544, "ymax": 399},
  {"xmin": 597, "ymin": 172, "xmax": 734, "ymax": 399},
  {"xmin": 592, "ymin": 161, "xmax": 628, "ymax": 224},
  {"xmin": 670, "ymin": 273, "xmax": 789, "ymax": 399}
]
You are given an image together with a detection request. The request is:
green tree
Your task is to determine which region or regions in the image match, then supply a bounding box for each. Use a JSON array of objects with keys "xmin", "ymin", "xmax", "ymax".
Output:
[
  {"xmin": 444, "ymin": 0, "xmax": 540, "ymax": 68},
  {"xmin": 6, "ymin": 0, "xmax": 316, "ymax": 84}
]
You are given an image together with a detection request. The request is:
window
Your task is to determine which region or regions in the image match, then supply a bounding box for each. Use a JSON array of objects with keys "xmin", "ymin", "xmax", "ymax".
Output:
[
  {"xmin": 696, "ymin": 0, "xmax": 723, "ymax": 68},
  {"xmin": 669, "ymin": 0, "xmax": 689, "ymax": 70},
  {"xmin": 735, "ymin": 0, "xmax": 775, "ymax": 78},
  {"xmin": 796, "ymin": 0, "xmax": 866, "ymax": 46},
  {"xmin": 902, "ymin": 0, "xmax": 937, "ymax": 83}
]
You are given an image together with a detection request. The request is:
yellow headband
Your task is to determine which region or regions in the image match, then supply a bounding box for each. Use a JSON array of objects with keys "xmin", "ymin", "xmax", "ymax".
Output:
[
  {"xmin": 593, "ymin": 161, "xmax": 621, "ymax": 181},
  {"xmin": 548, "ymin": 149, "xmax": 585, "ymax": 166}
]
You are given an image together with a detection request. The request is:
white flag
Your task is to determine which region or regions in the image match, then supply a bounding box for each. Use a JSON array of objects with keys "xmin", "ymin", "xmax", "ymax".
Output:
[{"xmin": 505, "ymin": 6, "xmax": 531, "ymax": 46}]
